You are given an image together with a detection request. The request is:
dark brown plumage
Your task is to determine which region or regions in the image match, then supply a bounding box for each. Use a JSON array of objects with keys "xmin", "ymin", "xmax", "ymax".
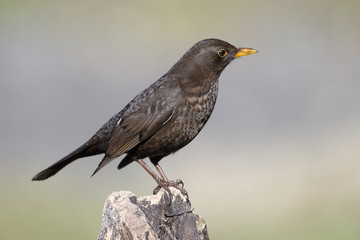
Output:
[{"xmin": 32, "ymin": 39, "xmax": 257, "ymax": 197}]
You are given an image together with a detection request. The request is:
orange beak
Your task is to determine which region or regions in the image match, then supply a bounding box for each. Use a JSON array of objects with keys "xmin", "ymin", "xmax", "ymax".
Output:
[{"xmin": 234, "ymin": 48, "xmax": 258, "ymax": 58}]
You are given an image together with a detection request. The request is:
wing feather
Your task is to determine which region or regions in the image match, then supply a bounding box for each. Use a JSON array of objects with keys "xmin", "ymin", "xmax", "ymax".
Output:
[{"xmin": 91, "ymin": 77, "xmax": 181, "ymax": 175}]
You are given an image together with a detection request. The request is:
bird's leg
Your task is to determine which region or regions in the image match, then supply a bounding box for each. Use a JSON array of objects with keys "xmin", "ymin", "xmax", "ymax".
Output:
[
  {"xmin": 153, "ymin": 162, "xmax": 169, "ymax": 181},
  {"xmin": 136, "ymin": 159, "xmax": 173, "ymax": 200},
  {"xmin": 152, "ymin": 163, "xmax": 167, "ymax": 195},
  {"xmin": 136, "ymin": 160, "xmax": 188, "ymax": 202},
  {"xmin": 152, "ymin": 162, "xmax": 188, "ymax": 199}
]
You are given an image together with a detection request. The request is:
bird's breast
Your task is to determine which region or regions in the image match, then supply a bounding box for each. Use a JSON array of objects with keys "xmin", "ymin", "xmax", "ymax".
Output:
[
  {"xmin": 169, "ymin": 79, "xmax": 219, "ymax": 140},
  {"xmin": 134, "ymin": 80, "xmax": 219, "ymax": 158}
]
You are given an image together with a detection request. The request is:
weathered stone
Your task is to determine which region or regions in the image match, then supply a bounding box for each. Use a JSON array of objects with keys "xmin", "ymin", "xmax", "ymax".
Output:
[{"xmin": 98, "ymin": 188, "xmax": 209, "ymax": 240}]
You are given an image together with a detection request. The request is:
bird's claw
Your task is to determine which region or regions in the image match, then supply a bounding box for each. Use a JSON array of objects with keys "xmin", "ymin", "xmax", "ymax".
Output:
[
  {"xmin": 153, "ymin": 179, "xmax": 189, "ymax": 204},
  {"xmin": 173, "ymin": 179, "xmax": 184, "ymax": 188}
]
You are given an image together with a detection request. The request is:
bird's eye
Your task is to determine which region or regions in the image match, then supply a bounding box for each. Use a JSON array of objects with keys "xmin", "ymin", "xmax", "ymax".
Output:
[{"xmin": 217, "ymin": 49, "xmax": 227, "ymax": 58}]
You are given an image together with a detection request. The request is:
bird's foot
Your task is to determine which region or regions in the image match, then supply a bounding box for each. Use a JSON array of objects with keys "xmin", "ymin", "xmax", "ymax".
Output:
[{"xmin": 153, "ymin": 179, "xmax": 189, "ymax": 203}]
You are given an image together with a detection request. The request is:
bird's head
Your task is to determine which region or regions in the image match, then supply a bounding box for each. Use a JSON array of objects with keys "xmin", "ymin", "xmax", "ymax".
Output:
[{"xmin": 168, "ymin": 39, "xmax": 257, "ymax": 82}]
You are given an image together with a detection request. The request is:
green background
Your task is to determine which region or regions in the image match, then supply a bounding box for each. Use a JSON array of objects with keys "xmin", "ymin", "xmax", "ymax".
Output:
[{"xmin": 1, "ymin": 0, "xmax": 360, "ymax": 239}]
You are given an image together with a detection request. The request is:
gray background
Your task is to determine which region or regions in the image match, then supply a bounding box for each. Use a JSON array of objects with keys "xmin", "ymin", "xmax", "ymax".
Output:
[{"xmin": 1, "ymin": 0, "xmax": 360, "ymax": 239}]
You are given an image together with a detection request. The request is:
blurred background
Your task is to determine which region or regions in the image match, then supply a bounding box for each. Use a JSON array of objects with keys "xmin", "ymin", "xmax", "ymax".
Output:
[{"xmin": 1, "ymin": 0, "xmax": 360, "ymax": 239}]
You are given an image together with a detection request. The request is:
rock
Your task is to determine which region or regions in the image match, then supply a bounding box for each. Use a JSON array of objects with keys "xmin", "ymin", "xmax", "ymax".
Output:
[{"xmin": 98, "ymin": 188, "xmax": 209, "ymax": 240}]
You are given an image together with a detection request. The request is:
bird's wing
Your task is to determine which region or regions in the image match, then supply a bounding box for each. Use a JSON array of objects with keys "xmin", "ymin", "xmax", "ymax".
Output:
[
  {"xmin": 107, "ymin": 103, "xmax": 176, "ymax": 158},
  {"xmin": 92, "ymin": 78, "xmax": 181, "ymax": 175}
]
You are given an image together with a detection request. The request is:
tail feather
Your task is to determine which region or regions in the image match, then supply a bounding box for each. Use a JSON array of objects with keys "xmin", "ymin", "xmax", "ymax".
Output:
[
  {"xmin": 32, "ymin": 143, "xmax": 101, "ymax": 181},
  {"xmin": 32, "ymin": 111, "xmax": 123, "ymax": 181},
  {"xmin": 91, "ymin": 155, "xmax": 113, "ymax": 177}
]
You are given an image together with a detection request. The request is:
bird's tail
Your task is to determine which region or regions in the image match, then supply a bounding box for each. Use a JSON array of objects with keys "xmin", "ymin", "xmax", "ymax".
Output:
[
  {"xmin": 91, "ymin": 155, "xmax": 114, "ymax": 177},
  {"xmin": 32, "ymin": 143, "xmax": 100, "ymax": 181}
]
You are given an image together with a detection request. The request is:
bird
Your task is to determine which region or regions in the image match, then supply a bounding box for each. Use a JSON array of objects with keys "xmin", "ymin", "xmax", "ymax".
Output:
[{"xmin": 32, "ymin": 38, "xmax": 257, "ymax": 199}]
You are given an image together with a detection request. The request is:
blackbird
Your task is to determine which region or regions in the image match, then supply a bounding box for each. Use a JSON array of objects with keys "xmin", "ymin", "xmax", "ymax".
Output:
[{"xmin": 32, "ymin": 38, "xmax": 257, "ymax": 198}]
